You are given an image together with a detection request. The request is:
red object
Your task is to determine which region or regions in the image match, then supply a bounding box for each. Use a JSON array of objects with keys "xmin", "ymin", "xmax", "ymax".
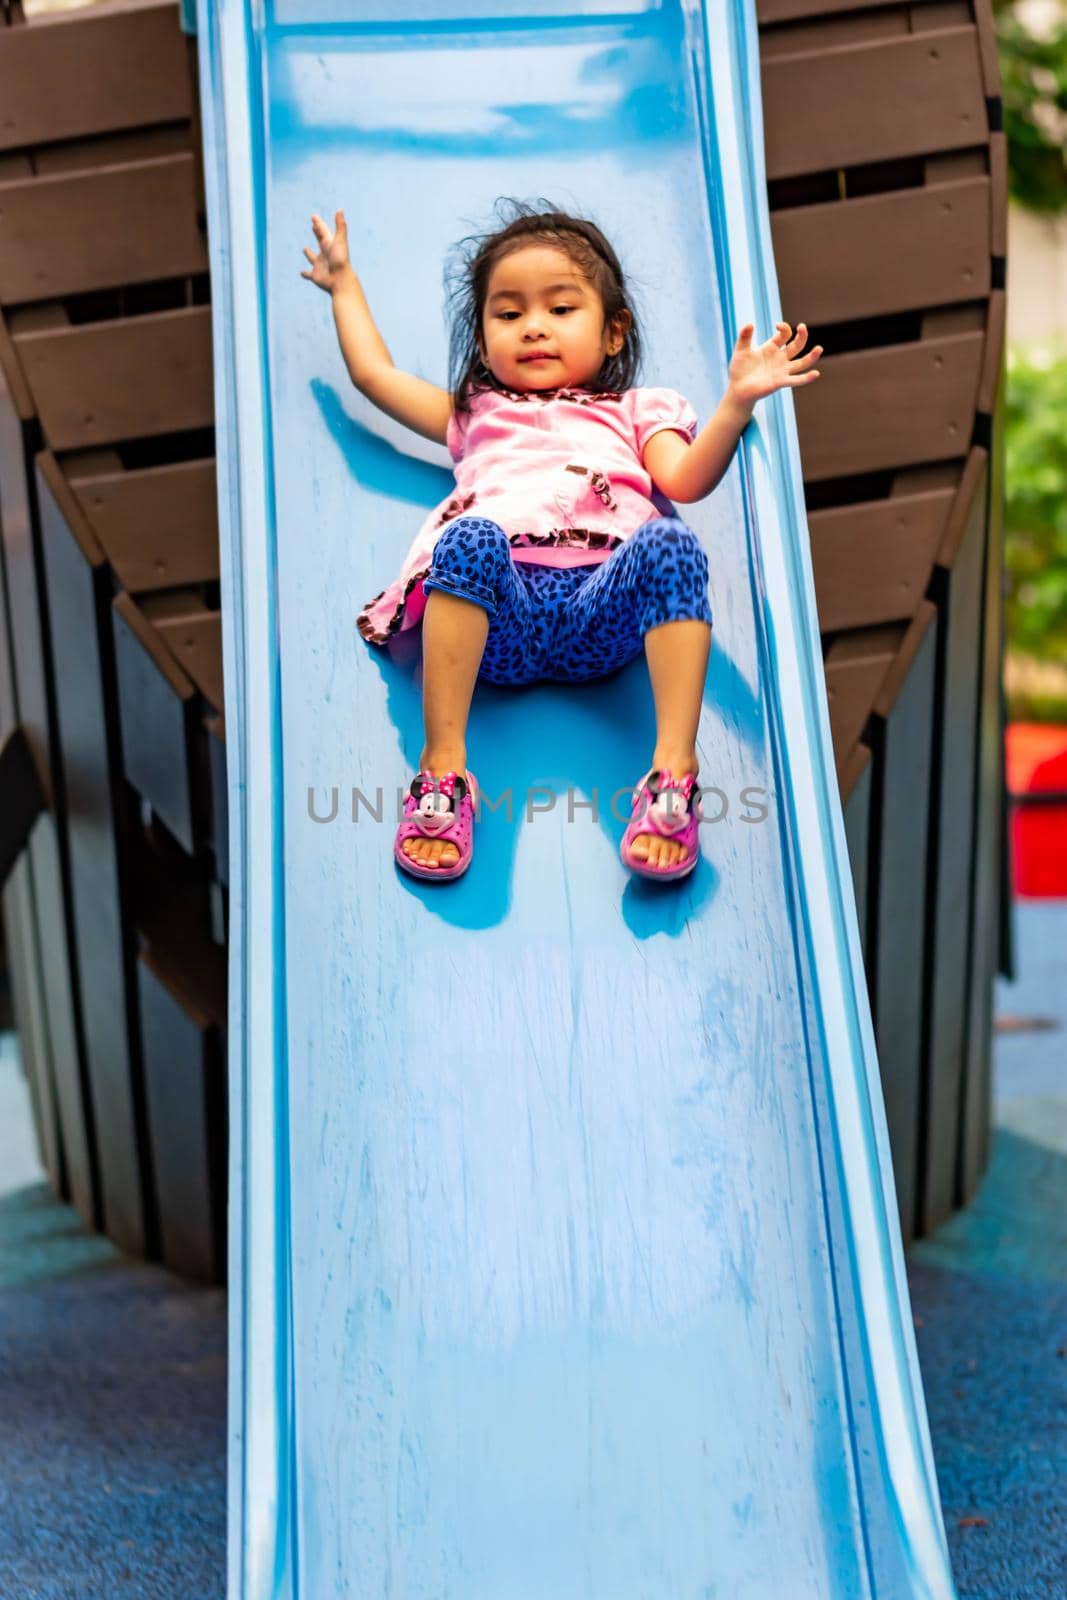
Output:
[{"xmin": 1005, "ymin": 723, "xmax": 1067, "ymax": 897}]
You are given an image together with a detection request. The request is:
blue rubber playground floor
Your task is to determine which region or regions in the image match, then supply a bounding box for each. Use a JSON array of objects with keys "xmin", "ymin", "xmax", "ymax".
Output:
[
  {"xmin": 0, "ymin": 899, "xmax": 1063, "ymax": 1599},
  {"xmin": 907, "ymin": 898, "xmax": 1067, "ymax": 1600}
]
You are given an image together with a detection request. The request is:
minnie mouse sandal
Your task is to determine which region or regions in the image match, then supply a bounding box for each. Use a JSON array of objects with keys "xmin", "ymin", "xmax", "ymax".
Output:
[
  {"xmin": 619, "ymin": 768, "xmax": 702, "ymax": 882},
  {"xmin": 395, "ymin": 769, "xmax": 478, "ymax": 882}
]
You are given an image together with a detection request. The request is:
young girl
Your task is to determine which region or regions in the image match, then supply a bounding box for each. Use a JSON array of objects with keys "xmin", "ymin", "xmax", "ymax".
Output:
[{"xmin": 301, "ymin": 200, "xmax": 821, "ymax": 884}]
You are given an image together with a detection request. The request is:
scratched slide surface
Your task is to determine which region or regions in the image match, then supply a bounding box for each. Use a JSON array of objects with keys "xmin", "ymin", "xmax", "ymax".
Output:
[{"xmin": 195, "ymin": 0, "xmax": 958, "ymax": 1595}]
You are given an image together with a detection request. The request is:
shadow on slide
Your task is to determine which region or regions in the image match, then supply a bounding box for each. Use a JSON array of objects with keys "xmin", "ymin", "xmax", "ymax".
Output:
[{"xmin": 195, "ymin": 0, "xmax": 958, "ymax": 1594}]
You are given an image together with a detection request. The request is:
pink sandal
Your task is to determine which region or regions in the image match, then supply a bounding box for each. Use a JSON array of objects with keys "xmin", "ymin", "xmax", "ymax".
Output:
[
  {"xmin": 395, "ymin": 769, "xmax": 478, "ymax": 881},
  {"xmin": 619, "ymin": 768, "xmax": 702, "ymax": 881}
]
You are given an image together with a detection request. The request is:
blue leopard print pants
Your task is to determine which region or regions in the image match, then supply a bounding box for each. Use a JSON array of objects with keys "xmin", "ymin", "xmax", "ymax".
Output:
[{"xmin": 421, "ymin": 515, "xmax": 713, "ymax": 685}]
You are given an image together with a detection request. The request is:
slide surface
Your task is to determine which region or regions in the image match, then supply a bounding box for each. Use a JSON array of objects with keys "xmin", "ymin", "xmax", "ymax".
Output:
[{"xmin": 195, "ymin": 1, "xmax": 958, "ymax": 1595}]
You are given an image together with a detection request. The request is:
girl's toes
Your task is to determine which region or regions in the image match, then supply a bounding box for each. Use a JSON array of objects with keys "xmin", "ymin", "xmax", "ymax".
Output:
[{"xmin": 630, "ymin": 834, "xmax": 651, "ymax": 860}]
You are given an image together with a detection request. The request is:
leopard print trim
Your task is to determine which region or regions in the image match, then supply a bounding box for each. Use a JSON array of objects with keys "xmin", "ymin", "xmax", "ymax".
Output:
[
  {"xmin": 434, "ymin": 490, "xmax": 477, "ymax": 529},
  {"xmin": 509, "ymin": 526, "xmax": 620, "ymax": 552},
  {"xmin": 494, "ymin": 386, "xmax": 624, "ymax": 406},
  {"xmin": 356, "ymin": 564, "xmax": 432, "ymax": 646}
]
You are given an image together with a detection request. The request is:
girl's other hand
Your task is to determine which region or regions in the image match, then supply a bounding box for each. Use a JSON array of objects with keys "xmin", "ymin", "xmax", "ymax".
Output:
[
  {"xmin": 727, "ymin": 321, "xmax": 822, "ymax": 409},
  {"xmin": 300, "ymin": 209, "xmax": 353, "ymax": 294}
]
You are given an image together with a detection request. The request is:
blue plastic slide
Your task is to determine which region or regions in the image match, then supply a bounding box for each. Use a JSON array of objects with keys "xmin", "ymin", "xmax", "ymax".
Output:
[{"xmin": 195, "ymin": 0, "xmax": 958, "ymax": 1594}]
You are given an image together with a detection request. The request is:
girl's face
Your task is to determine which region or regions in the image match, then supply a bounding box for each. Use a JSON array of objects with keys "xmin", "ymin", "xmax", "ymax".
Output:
[{"xmin": 478, "ymin": 244, "xmax": 629, "ymax": 392}]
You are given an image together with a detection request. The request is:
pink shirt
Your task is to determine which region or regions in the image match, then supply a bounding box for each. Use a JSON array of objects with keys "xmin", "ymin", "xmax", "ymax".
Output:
[{"xmin": 356, "ymin": 382, "xmax": 698, "ymax": 646}]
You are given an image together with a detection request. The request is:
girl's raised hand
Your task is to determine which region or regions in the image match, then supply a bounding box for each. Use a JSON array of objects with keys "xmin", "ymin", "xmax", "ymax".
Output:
[
  {"xmin": 727, "ymin": 321, "xmax": 822, "ymax": 408},
  {"xmin": 300, "ymin": 209, "xmax": 352, "ymax": 294}
]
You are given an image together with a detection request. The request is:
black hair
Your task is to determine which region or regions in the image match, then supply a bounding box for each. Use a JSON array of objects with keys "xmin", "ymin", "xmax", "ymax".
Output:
[{"xmin": 444, "ymin": 197, "xmax": 644, "ymax": 416}]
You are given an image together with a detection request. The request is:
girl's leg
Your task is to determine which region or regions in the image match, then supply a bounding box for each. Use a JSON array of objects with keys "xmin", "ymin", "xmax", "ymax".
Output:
[
  {"xmin": 419, "ymin": 515, "xmax": 539, "ymax": 769},
  {"xmin": 550, "ymin": 518, "xmax": 713, "ymax": 868},
  {"xmin": 644, "ymin": 617, "xmax": 711, "ymax": 781},
  {"xmin": 404, "ymin": 518, "xmax": 540, "ymax": 869},
  {"xmin": 419, "ymin": 589, "xmax": 487, "ymax": 777}
]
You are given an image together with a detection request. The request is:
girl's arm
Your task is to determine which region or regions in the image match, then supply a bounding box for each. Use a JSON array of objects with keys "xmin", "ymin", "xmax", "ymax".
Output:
[
  {"xmin": 303, "ymin": 212, "xmax": 453, "ymax": 447},
  {"xmin": 644, "ymin": 321, "xmax": 822, "ymax": 504},
  {"xmin": 331, "ymin": 267, "xmax": 453, "ymax": 445},
  {"xmin": 644, "ymin": 392, "xmax": 753, "ymax": 505}
]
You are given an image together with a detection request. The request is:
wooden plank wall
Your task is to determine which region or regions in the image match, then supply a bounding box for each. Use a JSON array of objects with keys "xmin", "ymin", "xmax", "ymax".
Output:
[
  {"xmin": 759, "ymin": 0, "xmax": 1009, "ymax": 1243},
  {"xmin": 0, "ymin": 0, "xmax": 227, "ymax": 1279},
  {"xmin": 0, "ymin": 326, "xmax": 97, "ymax": 1222},
  {"xmin": 0, "ymin": 0, "xmax": 1008, "ymax": 1274}
]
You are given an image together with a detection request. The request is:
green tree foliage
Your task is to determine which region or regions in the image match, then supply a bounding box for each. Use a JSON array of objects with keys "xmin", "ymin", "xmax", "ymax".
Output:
[
  {"xmin": 1004, "ymin": 344, "xmax": 1067, "ymax": 673},
  {"xmin": 994, "ymin": 0, "xmax": 1067, "ymax": 213},
  {"xmin": 995, "ymin": 7, "xmax": 1066, "ymax": 716}
]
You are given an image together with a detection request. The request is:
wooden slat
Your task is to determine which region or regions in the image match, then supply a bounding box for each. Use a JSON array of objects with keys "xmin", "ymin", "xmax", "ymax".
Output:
[
  {"xmin": 138, "ymin": 942, "xmax": 226, "ymax": 1283},
  {"xmin": 919, "ymin": 459, "xmax": 987, "ymax": 1235},
  {"xmin": 997, "ymin": 681, "xmax": 1014, "ymax": 979},
  {"xmin": 0, "ymin": 155, "xmax": 207, "ymax": 304},
  {"xmin": 3, "ymin": 896, "xmax": 46, "ymax": 1153},
  {"xmin": 761, "ymin": 28, "xmax": 986, "ymax": 181},
  {"xmin": 0, "ymin": 153, "xmax": 33, "ymax": 182},
  {"xmin": 129, "ymin": 808, "xmax": 215, "ymax": 947},
  {"xmin": 961, "ymin": 360, "xmax": 1004, "ymax": 1203},
  {"xmin": 0, "ymin": 1, "xmax": 191, "ymax": 154},
  {"xmin": 183, "ymin": 30, "xmax": 209, "ymax": 259},
  {"xmin": 206, "ymin": 713, "xmax": 229, "ymax": 889},
  {"xmin": 155, "ymin": 607, "xmax": 223, "ymax": 714},
  {"xmin": 760, "ymin": 0, "xmax": 971, "ymax": 20},
  {"xmin": 112, "ymin": 590, "xmax": 207, "ymax": 857},
  {"xmin": 934, "ymin": 446, "xmax": 987, "ymax": 570},
  {"xmin": 823, "ymin": 622, "xmax": 903, "ymax": 773},
  {"xmin": 4, "ymin": 821, "xmax": 95, "ymax": 1215},
  {"xmin": 14, "ymin": 305, "xmax": 214, "ymax": 451},
  {"xmin": 0, "ymin": 358, "xmax": 95, "ymax": 1219},
  {"xmin": 209, "ymin": 878, "xmax": 227, "ymax": 947},
  {"xmin": 810, "ymin": 487, "xmax": 951, "ymax": 633},
  {"xmin": 911, "ymin": 4, "xmax": 975, "ymax": 30},
  {"xmin": 758, "ymin": 7, "xmax": 910, "ymax": 59},
  {"xmin": 70, "ymin": 457, "xmax": 219, "ymax": 592},
  {"xmin": 795, "ymin": 331, "xmax": 984, "ymax": 482},
  {"xmin": 0, "ymin": 312, "xmax": 34, "ymax": 419},
  {"xmin": 772, "ymin": 177, "xmax": 991, "ymax": 326},
  {"xmin": 870, "ymin": 602, "xmax": 938, "ymax": 1246},
  {"xmin": 6, "ymin": 305, "xmax": 70, "ymax": 335},
  {"xmin": 758, "ymin": 0, "xmax": 974, "ymax": 28},
  {"xmin": 925, "ymin": 149, "xmax": 988, "ymax": 186},
  {"xmin": 872, "ymin": 601, "xmax": 938, "ymax": 722},
  {"xmin": 0, "ymin": 725, "xmax": 46, "ymax": 888},
  {"xmin": 976, "ymin": 289, "xmax": 1006, "ymax": 416},
  {"xmin": 2, "ymin": 865, "xmax": 64, "ymax": 1190},
  {"xmin": 972, "ymin": 0, "xmax": 1004, "ymax": 100},
  {"xmin": 36, "ymin": 449, "xmax": 155, "ymax": 1257},
  {"xmin": 841, "ymin": 741, "xmax": 871, "ymax": 966},
  {"xmin": 31, "ymin": 125, "xmax": 190, "ymax": 177},
  {"xmin": 759, "ymin": 0, "xmax": 898, "ymax": 21},
  {"xmin": 838, "ymin": 737, "xmax": 869, "ymax": 808},
  {"xmin": 0, "ymin": 456, "xmax": 62, "ymax": 1191},
  {"xmin": 989, "ymin": 133, "xmax": 1007, "ymax": 258}
]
